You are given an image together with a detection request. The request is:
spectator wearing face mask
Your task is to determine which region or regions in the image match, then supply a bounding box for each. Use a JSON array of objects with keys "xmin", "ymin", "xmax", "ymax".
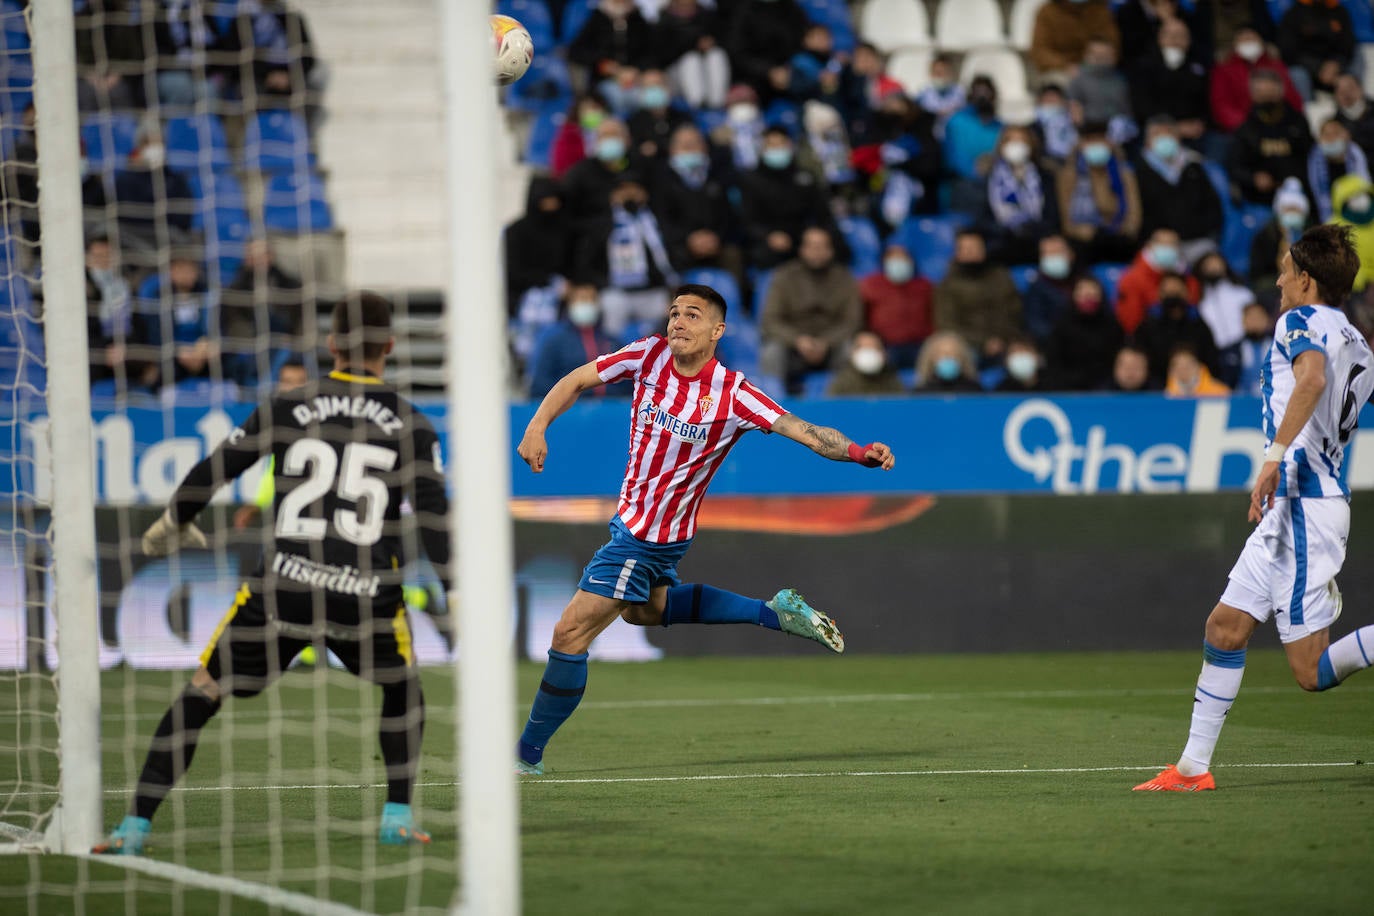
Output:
[
  {"xmin": 943, "ymin": 75, "xmax": 1004, "ymax": 217},
  {"xmin": 1276, "ymin": 0, "xmax": 1357, "ymax": 101},
  {"xmin": 504, "ymin": 177, "xmax": 571, "ymax": 315},
  {"xmin": 527, "ymin": 283, "xmax": 626, "ymax": 399},
  {"xmin": 1191, "ymin": 0, "xmax": 1276, "ymax": 66},
  {"xmin": 552, "ymin": 94, "xmax": 612, "ymax": 179},
  {"xmin": 1023, "ymin": 235, "xmax": 1081, "ymax": 346},
  {"xmin": 853, "ymin": 88, "xmax": 942, "ymax": 231},
  {"xmin": 1056, "ymin": 123, "xmax": 1142, "ymax": 265},
  {"xmin": 85, "ymin": 233, "xmax": 153, "ymax": 392},
  {"xmin": 1115, "ymin": 0, "xmax": 1191, "ymax": 67},
  {"xmin": 835, "ymin": 43, "xmax": 905, "ymax": 146},
  {"xmin": 1248, "ymin": 177, "xmax": 1311, "ymax": 304},
  {"xmin": 858, "ymin": 244, "xmax": 934, "ymax": 368},
  {"xmin": 1130, "ymin": 18, "xmax": 1209, "ymax": 146},
  {"xmin": 1193, "ymin": 251, "xmax": 1257, "ymax": 387},
  {"xmin": 1135, "ymin": 116, "xmax": 1224, "ymax": 263},
  {"xmin": 979, "ymin": 126, "xmax": 1060, "ymax": 266},
  {"xmin": 627, "ymin": 69, "xmax": 690, "ymax": 162},
  {"xmin": 711, "ymin": 84, "xmax": 766, "ymax": 173},
  {"xmin": 1109, "ymin": 343, "xmax": 1154, "ymax": 391},
  {"xmin": 1235, "ymin": 301, "xmax": 1274, "ymax": 397},
  {"xmin": 787, "ymin": 23, "xmax": 843, "ymax": 102},
  {"xmin": 1067, "ymin": 39, "xmax": 1134, "ymax": 131},
  {"xmin": 913, "ymin": 330, "xmax": 982, "ymax": 394},
  {"xmin": 1165, "ymin": 344, "xmax": 1231, "ymax": 397},
  {"xmin": 933, "ymin": 229, "xmax": 1023, "ymax": 365},
  {"xmin": 560, "ymin": 117, "xmax": 635, "ymax": 235},
  {"xmin": 568, "ymin": 0, "xmax": 655, "ymax": 108},
  {"xmin": 1029, "ymin": 0, "xmax": 1121, "ymax": 86},
  {"xmin": 1334, "ymin": 73, "xmax": 1374, "ymax": 160},
  {"xmin": 1228, "ymin": 68, "xmax": 1313, "ymax": 206},
  {"xmin": 914, "ymin": 54, "xmax": 965, "ymax": 139},
  {"xmin": 650, "ymin": 124, "xmax": 735, "ymax": 275},
  {"xmin": 760, "ymin": 226, "xmax": 862, "ymax": 395},
  {"xmin": 994, "ymin": 338, "xmax": 1048, "ymax": 393},
  {"xmin": 1209, "ymin": 25, "xmax": 1303, "ymax": 133},
  {"xmin": 1115, "ymin": 228, "xmax": 1200, "ymax": 335},
  {"xmin": 737, "ymin": 125, "xmax": 843, "ymax": 270},
  {"xmin": 84, "ymin": 120, "xmax": 194, "ymax": 265},
  {"xmin": 574, "ymin": 173, "xmax": 679, "ymax": 339},
  {"xmin": 1309, "ymin": 119, "xmax": 1370, "ymax": 223},
  {"xmin": 797, "ymin": 101, "xmax": 857, "ymax": 202},
  {"xmin": 827, "ymin": 330, "xmax": 907, "ymax": 397},
  {"xmin": 1045, "ymin": 275, "xmax": 1124, "ymax": 390},
  {"xmin": 1331, "ymin": 173, "xmax": 1374, "ymax": 298},
  {"xmin": 1134, "ymin": 271, "xmax": 1220, "ymax": 383},
  {"xmin": 1032, "ymin": 85, "xmax": 1078, "ymax": 165}
]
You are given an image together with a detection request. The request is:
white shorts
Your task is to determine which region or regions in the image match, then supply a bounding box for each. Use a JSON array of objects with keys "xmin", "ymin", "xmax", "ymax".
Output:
[{"xmin": 1220, "ymin": 496, "xmax": 1348, "ymax": 643}]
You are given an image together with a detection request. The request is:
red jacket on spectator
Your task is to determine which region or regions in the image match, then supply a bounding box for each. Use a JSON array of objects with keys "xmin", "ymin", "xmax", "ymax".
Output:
[
  {"xmin": 858, "ymin": 271, "xmax": 934, "ymax": 347},
  {"xmin": 1209, "ymin": 55, "xmax": 1304, "ymax": 133},
  {"xmin": 1115, "ymin": 251, "xmax": 1200, "ymax": 334},
  {"xmin": 550, "ymin": 121, "xmax": 587, "ymax": 179}
]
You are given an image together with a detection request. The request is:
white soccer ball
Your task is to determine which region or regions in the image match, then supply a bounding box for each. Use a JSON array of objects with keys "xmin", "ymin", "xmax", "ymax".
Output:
[{"xmin": 491, "ymin": 14, "xmax": 534, "ymax": 86}]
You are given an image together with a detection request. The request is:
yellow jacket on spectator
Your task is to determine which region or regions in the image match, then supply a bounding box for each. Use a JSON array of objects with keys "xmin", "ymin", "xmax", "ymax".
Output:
[{"xmin": 1331, "ymin": 173, "xmax": 1374, "ymax": 292}]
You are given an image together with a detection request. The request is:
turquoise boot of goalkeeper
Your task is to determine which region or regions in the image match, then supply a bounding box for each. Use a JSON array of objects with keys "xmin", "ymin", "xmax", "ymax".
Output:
[
  {"xmin": 92, "ymin": 815, "xmax": 151, "ymax": 856},
  {"xmin": 379, "ymin": 802, "xmax": 430, "ymax": 846}
]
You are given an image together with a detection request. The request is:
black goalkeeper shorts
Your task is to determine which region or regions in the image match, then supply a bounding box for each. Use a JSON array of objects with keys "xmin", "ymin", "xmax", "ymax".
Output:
[{"xmin": 199, "ymin": 584, "xmax": 414, "ymax": 693}]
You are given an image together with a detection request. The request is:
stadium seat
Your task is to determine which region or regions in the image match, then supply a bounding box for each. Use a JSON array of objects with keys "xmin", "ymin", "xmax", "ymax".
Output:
[
  {"xmin": 243, "ymin": 109, "xmax": 313, "ymax": 173},
  {"xmin": 497, "ymin": 0, "xmax": 555, "ymax": 53},
  {"xmin": 504, "ymin": 52, "xmax": 573, "ymax": 115},
  {"xmin": 263, "ymin": 170, "xmax": 334, "ymax": 234},
  {"xmin": 859, "ymin": 0, "xmax": 931, "ymax": 53},
  {"xmin": 186, "ymin": 168, "xmax": 248, "ymax": 233},
  {"xmin": 523, "ymin": 107, "xmax": 563, "ymax": 169},
  {"xmin": 933, "ymin": 0, "xmax": 1006, "ymax": 51},
  {"xmin": 1010, "ymin": 264, "xmax": 1038, "ymax": 294},
  {"xmin": 887, "ymin": 47, "xmax": 936, "ymax": 95},
  {"xmin": 682, "ymin": 267, "xmax": 743, "ymax": 319},
  {"xmin": 717, "ymin": 320, "xmax": 761, "ymax": 377},
  {"xmin": 560, "ymin": 0, "xmax": 595, "ymax": 43},
  {"xmin": 164, "ymin": 113, "xmax": 232, "ymax": 173},
  {"xmin": 1222, "ymin": 204, "xmax": 1270, "ymax": 279},
  {"xmin": 959, "ymin": 47, "xmax": 1031, "ymax": 113},
  {"xmin": 1092, "ymin": 262, "xmax": 1127, "ymax": 307},
  {"xmin": 802, "ymin": 370, "xmax": 835, "ymax": 399},
  {"xmin": 750, "ymin": 268, "xmax": 775, "ymax": 320},
  {"xmin": 80, "ymin": 112, "xmax": 139, "ymax": 171},
  {"xmin": 890, "ymin": 215, "xmax": 963, "ymax": 283},
  {"xmin": 1007, "ymin": 0, "xmax": 1044, "ymax": 50},
  {"xmin": 798, "ymin": 0, "xmax": 857, "ymax": 52},
  {"xmin": 838, "ymin": 215, "xmax": 882, "ymax": 279},
  {"xmin": 1349, "ymin": 2, "xmax": 1374, "ymax": 42},
  {"xmin": 763, "ymin": 99, "xmax": 801, "ymax": 132},
  {"xmin": 0, "ymin": 1, "xmax": 28, "ymax": 53}
]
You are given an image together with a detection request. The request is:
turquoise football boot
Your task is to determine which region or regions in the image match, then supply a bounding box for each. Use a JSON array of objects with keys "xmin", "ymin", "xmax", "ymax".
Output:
[{"xmin": 768, "ymin": 588, "xmax": 845, "ymax": 653}]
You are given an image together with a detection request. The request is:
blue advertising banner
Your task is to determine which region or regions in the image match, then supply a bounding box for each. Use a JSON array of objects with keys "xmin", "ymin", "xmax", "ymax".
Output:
[{"xmin": 8, "ymin": 395, "xmax": 1374, "ymax": 504}]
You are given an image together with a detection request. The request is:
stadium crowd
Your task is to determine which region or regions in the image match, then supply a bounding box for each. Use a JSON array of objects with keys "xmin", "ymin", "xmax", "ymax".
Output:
[{"xmin": 505, "ymin": 0, "xmax": 1374, "ymax": 400}]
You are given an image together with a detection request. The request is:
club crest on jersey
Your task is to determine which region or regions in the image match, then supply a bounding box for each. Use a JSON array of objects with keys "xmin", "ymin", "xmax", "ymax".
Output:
[{"xmin": 697, "ymin": 394, "xmax": 715, "ymax": 416}]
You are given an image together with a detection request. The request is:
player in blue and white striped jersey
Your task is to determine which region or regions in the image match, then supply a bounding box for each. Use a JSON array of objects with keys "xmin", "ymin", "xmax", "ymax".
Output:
[{"xmin": 1137, "ymin": 225, "xmax": 1374, "ymax": 792}]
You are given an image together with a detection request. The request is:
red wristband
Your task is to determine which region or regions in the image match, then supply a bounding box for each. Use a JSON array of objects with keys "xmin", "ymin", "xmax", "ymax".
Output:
[{"xmin": 847, "ymin": 442, "xmax": 879, "ymax": 467}]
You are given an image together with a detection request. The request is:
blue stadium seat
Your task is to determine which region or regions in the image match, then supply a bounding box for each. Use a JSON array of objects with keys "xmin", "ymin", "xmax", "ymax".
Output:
[
  {"xmin": 1010, "ymin": 264, "xmax": 1038, "ymax": 294},
  {"xmin": 763, "ymin": 99, "xmax": 801, "ymax": 132},
  {"xmin": 504, "ymin": 52, "xmax": 573, "ymax": 115},
  {"xmin": 1092, "ymin": 262, "xmax": 1128, "ymax": 307},
  {"xmin": 80, "ymin": 112, "xmax": 139, "ymax": 171},
  {"xmin": 498, "ymin": 0, "xmax": 556, "ymax": 54},
  {"xmin": 1347, "ymin": 1, "xmax": 1374, "ymax": 42},
  {"xmin": 717, "ymin": 320, "xmax": 761, "ymax": 377},
  {"xmin": 1222, "ymin": 204, "xmax": 1271, "ymax": 279},
  {"xmin": 243, "ymin": 109, "xmax": 313, "ymax": 173},
  {"xmin": 263, "ymin": 170, "xmax": 334, "ymax": 234},
  {"xmin": 1, "ymin": 1, "xmax": 29, "ymax": 52},
  {"xmin": 560, "ymin": 0, "xmax": 595, "ymax": 43},
  {"xmin": 694, "ymin": 108, "xmax": 727, "ymax": 137},
  {"xmin": 838, "ymin": 215, "xmax": 882, "ymax": 278},
  {"xmin": 802, "ymin": 370, "xmax": 835, "ymax": 399},
  {"xmin": 682, "ymin": 267, "xmax": 743, "ymax": 318},
  {"xmin": 798, "ymin": 0, "xmax": 857, "ymax": 52},
  {"xmin": 186, "ymin": 168, "xmax": 248, "ymax": 233},
  {"xmin": 164, "ymin": 113, "xmax": 232, "ymax": 173},
  {"xmin": 890, "ymin": 215, "xmax": 961, "ymax": 283},
  {"xmin": 523, "ymin": 107, "xmax": 563, "ymax": 168},
  {"xmin": 750, "ymin": 268, "xmax": 775, "ymax": 320}
]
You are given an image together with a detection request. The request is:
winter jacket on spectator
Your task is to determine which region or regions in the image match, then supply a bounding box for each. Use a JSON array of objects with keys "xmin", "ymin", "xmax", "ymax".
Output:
[
  {"xmin": 528, "ymin": 319, "xmax": 625, "ymax": 399},
  {"xmin": 560, "ymin": 153, "xmax": 633, "ymax": 233},
  {"xmin": 978, "ymin": 160, "xmax": 1062, "ymax": 265},
  {"xmin": 1337, "ymin": 95, "xmax": 1374, "ymax": 161},
  {"xmin": 1308, "ymin": 141, "xmax": 1370, "ymax": 222},
  {"xmin": 1022, "ymin": 272, "xmax": 1078, "ymax": 346},
  {"xmin": 649, "ymin": 155, "xmax": 732, "ymax": 269},
  {"xmin": 858, "ymin": 270, "xmax": 935, "ymax": 350},
  {"xmin": 1045, "ymin": 301, "xmax": 1124, "ymax": 391},
  {"xmin": 1136, "ymin": 148, "xmax": 1224, "ymax": 246},
  {"xmin": 933, "ymin": 262, "xmax": 1023, "ymax": 353},
  {"xmin": 760, "ymin": 259, "xmax": 863, "ymax": 355},
  {"xmin": 504, "ymin": 177, "xmax": 571, "ymax": 311},
  {"xmin": 826, "ymin": 362, "xmax": 907, "ymax": 397},
  {"xmin": 1115, "ymin": 250, "xmax": 1201, "ymax": 335},
  {"xmin": 1029, "ymin": 0, "xmax": 1121, "ymax": 74},
  {"xmin": 727, "ymin": 0, "xmax": 810, "ymax": 99},
  {"xmin": 1135, "ymin": 299, "xmax": 1221, "ymax": 381},
  {"xmin": 736, "ymin": 158, "xmax": 841, "ymax": 270},
  {"xmin": 1190, "ymin": 0, "xmax": 1276, "ymax": 66},
  {"xmin": 569, "ymin": 7, "xmax": 655, "ymax": 78},
  {"xmin": 942, "ymin": 105, "xmax": 1003, "ymax": 182},
  {"xmin": 1228, "ymin": 100, "xmax": 1313, "ymax": 205},
  {"xmin": 1129, "ymin": 47, "xmax": 1209, "ymax": 128},
  {"xmin": 1115, "ymin": 0, "xmax": 1194, "ymax": 66},
  {"xmin": 1331, "ymin": 174, "xmax": 1374, "ymax": 292},
  {"xmin": 1277, "ymin": 0, "xmax": 1356, "ymax": 79},
  {"xmin": 652, "ymin": 3, "xmax": 724, "ymax": 69},
  {"xmin": 1209, "ymin": 54, "xmax": 1303, "ymax": 132}
]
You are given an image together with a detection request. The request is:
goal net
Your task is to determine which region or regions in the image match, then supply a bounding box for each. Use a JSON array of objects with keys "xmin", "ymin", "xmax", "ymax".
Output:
[{"xmin": 0, "ymin": 2, "xmax": 516, "ymax": 913}]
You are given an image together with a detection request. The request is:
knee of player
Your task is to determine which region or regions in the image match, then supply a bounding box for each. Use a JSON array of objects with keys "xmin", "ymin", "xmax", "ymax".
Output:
[
  {"xmin": 1293, "ymin": 667, "xmax": 1322, "ymax": 692},
  {"xmin": 619, "ymin": 605, "xmax": 662, "ymax": 627},
  {"xmin": 1203, "ymin": 612, "xmax": 1252, "ymax": 651}
]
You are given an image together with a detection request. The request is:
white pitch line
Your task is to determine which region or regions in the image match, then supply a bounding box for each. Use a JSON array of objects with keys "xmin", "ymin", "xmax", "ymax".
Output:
[{"xmin": 82, "ymin": 853, "xmax": 374, "ymax": 916}]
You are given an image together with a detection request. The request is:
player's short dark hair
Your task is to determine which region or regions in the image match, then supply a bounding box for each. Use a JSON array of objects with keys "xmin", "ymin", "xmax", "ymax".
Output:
[
  {"xmin": 279, "ymin": 356, "xmax": 307, "ymax": 373},
  {"xmin": 1290, "ymin": 223, "xmax": 1360, "ymax": 306},
  {"xmin": 672, "ymin": 283, "xmax": 727, "ymax": 319},
  {"xmin": 331, "ymin": 291, "xmax": 393, "ymax": 362}
]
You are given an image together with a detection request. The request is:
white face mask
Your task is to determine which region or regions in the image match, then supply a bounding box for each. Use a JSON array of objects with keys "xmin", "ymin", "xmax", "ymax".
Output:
[
  {"xmin": 140, "ymin": 143, "xmax": 166, "ymax": 169},
  {"xmin": 1341, "ymin": 99, "xmax": 1368, "ymax": 120},
  {"xmin": 1161, "ymin": 47, "xmax": 1186, "ymax": 70},
  {"xmin": 1236, "ymin": 40, "xmax": 1263, "ymax": 63},
  {"xmin": 851, "ymin": 347, "xmax": 885, "ymax": 376},
  {"xmin": 1006, "ymin": 351, "xmax": 1038, "ymax": 382},
  {"xmin": 568, "ymin": 301, "xmax": 600, "ymax": 327},
  {"xmin": 1001, "ymin": 140, "xmax": 1031, "ymax": 165},
  {"xmin": 728, "ymin": 103, "xmax": 759, "ymax": 125}
]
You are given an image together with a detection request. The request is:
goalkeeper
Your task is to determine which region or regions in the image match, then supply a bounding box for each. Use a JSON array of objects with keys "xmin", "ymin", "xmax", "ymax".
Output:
[{"xmin": 96, "ymin": 292, "xmax": 449, "ymax": 854}]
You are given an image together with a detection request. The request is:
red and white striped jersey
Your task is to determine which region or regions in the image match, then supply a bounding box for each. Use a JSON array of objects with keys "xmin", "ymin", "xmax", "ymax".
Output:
[{"xmin": 596, "ymin": 335, "xmax": 786, "ymax": 544}]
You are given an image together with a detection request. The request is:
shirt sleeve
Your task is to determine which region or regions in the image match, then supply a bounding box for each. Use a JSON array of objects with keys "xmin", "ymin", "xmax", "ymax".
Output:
[
  {"xmin": 1276, "ymin": 310, "xmax": 1325, "ymax": 363},
  {"xmin": 596, "ymin": 336, "xmax": 657, "ymax": 384},
  {"xmin": 171, "ymin": 405, "xmax": 270, "ymax": 523},
  {"xmin": 408, "ymin": 417, "xmax": 452, "ymax": 593},
  {"xmin": 733, "ymin": 379, "xmax": 786, "ymax": 433}
]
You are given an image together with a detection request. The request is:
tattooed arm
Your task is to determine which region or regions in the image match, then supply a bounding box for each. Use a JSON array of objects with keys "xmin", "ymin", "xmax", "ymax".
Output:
[{"xmin": 772, "ymin": 414, "xmax": 896, "ymax": 469}]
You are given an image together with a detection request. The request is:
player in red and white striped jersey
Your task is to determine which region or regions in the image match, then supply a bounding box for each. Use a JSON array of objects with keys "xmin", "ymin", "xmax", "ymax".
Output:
[{"xmin": 514, "ymin": 284, "xmax": 895, "ymax": 775}]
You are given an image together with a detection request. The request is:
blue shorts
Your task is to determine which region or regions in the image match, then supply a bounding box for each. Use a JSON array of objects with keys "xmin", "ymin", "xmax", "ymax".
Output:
[{"xmin": 578, "ymin": 517, "xmax": 692, "ymax": 604}]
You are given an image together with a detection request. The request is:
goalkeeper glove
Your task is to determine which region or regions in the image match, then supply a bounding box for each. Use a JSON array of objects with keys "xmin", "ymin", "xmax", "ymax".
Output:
[{"xmin": 142, "ymin": 509, "xmax": 208, "ymax": 556}]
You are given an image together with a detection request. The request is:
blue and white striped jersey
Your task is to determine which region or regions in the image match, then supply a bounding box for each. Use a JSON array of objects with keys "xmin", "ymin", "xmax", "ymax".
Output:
[{"xmin": 1261, "ymin": 304, "xmax": 1374, "ymax": 499}]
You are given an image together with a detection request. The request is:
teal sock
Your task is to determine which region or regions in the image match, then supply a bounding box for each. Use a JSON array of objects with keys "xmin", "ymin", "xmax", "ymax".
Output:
[{"xmin": 663, "ymin": 584, "xmax": 779, "ymax": 629}]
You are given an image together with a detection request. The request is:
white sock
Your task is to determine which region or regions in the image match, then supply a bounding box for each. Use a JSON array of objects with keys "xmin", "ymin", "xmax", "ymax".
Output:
[
  {"xmin": 1177, "ymin": 644, "xmax": 1246, "ymax": 777},
  {"xmin": 1320, "ymin": 625, "xmax": 1374, "ymax": 687}
]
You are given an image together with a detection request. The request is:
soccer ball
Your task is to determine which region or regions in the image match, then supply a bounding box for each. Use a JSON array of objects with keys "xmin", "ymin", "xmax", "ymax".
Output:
[{"xmin": 491, "ymin": 14, "xmax": 534, "ymax": 86}]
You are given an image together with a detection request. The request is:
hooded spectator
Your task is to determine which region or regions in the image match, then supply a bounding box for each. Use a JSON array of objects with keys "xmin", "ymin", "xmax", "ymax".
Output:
[
  {"xmin": 1331, "ymin": 173, "xmax": 1374, "ymax": 296},
  {"xmin": 504, "ymin": 177, "xmax": 571, "ymax": 312},
  {"xmin": 1248, "ymin": 176, "xmax": 1312, "ymax": 302},
  {"xmin": 1045, "ymin": 275, "xmax": 1124, "ymax": 390}
]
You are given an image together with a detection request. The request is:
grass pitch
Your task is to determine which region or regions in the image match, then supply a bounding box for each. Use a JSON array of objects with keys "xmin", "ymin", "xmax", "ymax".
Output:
[{"xmin": 2, "ymin": 651, "xmax": 1372, "ymax": 915}]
